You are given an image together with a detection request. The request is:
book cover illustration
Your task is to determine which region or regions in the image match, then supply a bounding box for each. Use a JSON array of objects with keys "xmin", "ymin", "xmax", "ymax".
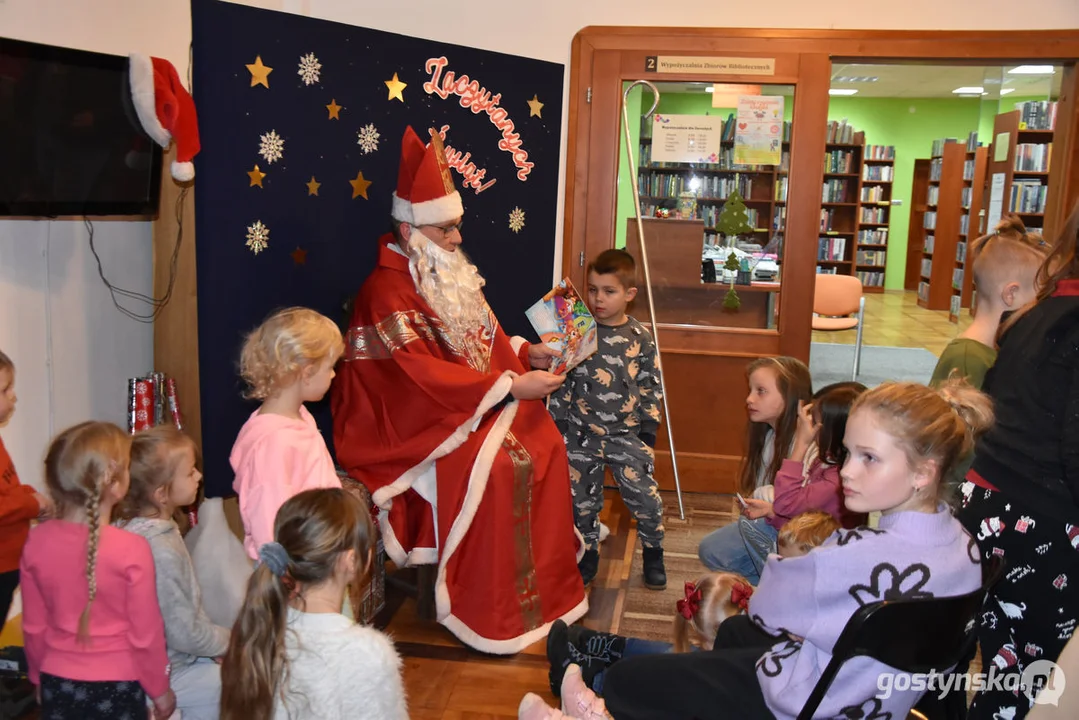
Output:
[{"xmin": 525, "ymin": 278, "xmax": 598, "ymax": 375}]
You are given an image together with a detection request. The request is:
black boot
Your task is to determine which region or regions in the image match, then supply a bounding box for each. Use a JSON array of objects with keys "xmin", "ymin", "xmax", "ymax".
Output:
[
  {"xmin": 642, "ymin": 546, "xmax": 667, "ymax": 590},
  {"xmin": 546, "ymin": 619, "xmax": 627, "ymax": 697},
  {"xmin": 578, "ymin": 548, "xmax": 600, "ymax": 587}
]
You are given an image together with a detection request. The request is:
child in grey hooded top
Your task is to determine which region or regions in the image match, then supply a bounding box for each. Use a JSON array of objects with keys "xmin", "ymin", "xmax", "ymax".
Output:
[{"xmin": 116, "ymin": 426, "xmax": 230, "ymax": 720}]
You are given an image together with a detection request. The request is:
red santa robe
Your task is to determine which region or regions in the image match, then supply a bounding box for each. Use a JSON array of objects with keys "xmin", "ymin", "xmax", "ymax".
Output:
[{"xmin": 332, "ymin": 239, "xmax": 587, "ymax": 653}]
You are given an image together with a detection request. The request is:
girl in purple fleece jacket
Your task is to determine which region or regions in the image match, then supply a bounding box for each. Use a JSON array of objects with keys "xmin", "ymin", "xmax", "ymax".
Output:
[{"xmin": 598, "ymin": 380, "xmax": 991, "ymax": 720}]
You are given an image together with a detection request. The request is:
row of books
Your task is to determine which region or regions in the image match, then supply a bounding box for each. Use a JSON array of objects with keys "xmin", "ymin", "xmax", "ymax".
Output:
[
  {"xmin": 952, "ymin": 268, "xmax": 965, "ymax": 291},
  {"xmin": 950, "ymin": 295, "xmax": 962, "ymax": 318},
  {"xmin": 924, "ymin": 211, "xmax": 938, "ymax": 230},
  {"xmin": 961, "ymin": 187, "xmax": 974, "ymax": 209},
  {"xmin": 819, "ymin": 209, "xmax": 843, "ymax": 232},
  {"xmin": 927, "ymin": 186, "xmax": 940, "ymax": 206},
  {"xmin": 856, "ymin": 249, "xmax": 886, "ymax": 266},
  {"xmin": 818, "ymin": 236, "xmax": 848, "ymax": 261},
  {"xmin": 773, "ymin": 206, "xmax": 787, "ymax": 231},
  {"xmin": 817, "ymin": 266, "xmax": 841, "ymax": 275},
  {"xmin": 859, "ymin": 229, "xmax": 888, "ymax": 245},
  {"xmin": 775, "ymin": 177, "xmax": 789, "ymax": 202},
  {"xmin": 966, "ymin": 132, "xmax": 980, "ymax": 152},
  {"xmin": 822, "ymin": 179, "xmax": 852, "ymax": 203},
  {"xmin": 826, "ymin": 119, "xmax": 857, "ymax": 145},
  {"xmin": 931, "ymin": 138, "xmax": 958, "ymax": 157},
  {"xmin": 856, "ymin": 270, "xmax": 886, "ymax": 287},
  {"xmin": 1014, "ymin": 143, "xmax": 1052, "ymax": 173},
  {"xmin": 1015, "ymin": 100, "xmax": 1057, "ymax": 131},
  {"xmin": 1010, "ymin": 180, "xmax": 1048, "ymax": 214},
  {"xmin": 824, "ymin": 150, "xmax": 856, "ymax": 174},
  {"xmin": 921, "ymin": 258, "xmax": 933, "ymax": 278},
  {"xmin": 861, "ymin": 207, "xmax": 889, "ymax": 224},
  {"xmin": 963, "ymin": 159, "xmax": 977, "ymax": 181},
  {"xmin": 918, "ymin": 281, "xmax": 931, "ymax": 304},
  {"xmin": 863, "ymin": 165, "xmax": 894, "ymax": 182},
  {"xmin": 865, "ymin": 145, "xmax": 896, "ymax": 160},
  {"xmin": 861, "ymin": 185, "xmax": 888, "ymax": 203},
  {"xmin": 960, "ymin": 213, "xmax": 972, "ymax": 236},
  {"xmin": 924, "ymin": 234, "xmax": 936, "ymax": 254},
  {"xmin": 930, "ymin": 157, "xmax": 943, "ymax": 181},
  {"xmin": 957, "ymin": 241, "xmax": 968, "ymax": 263}
]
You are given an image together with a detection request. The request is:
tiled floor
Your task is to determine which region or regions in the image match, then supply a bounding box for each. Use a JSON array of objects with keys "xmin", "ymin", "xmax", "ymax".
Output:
[{"xmin": 813, "ymin": 289, "xmax": 971, "ymax": 356}]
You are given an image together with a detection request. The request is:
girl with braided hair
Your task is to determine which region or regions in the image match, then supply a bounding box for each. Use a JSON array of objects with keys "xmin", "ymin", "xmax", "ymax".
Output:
[{"xmin": 19, "ymin": 421, "xmax": 175, "ymax": 719}]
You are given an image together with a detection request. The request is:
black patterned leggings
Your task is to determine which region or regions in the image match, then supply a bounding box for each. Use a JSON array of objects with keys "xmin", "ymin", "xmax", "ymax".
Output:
[
  {"xmin": 957, "ymin": 480, "xmax": 1079, "ymax": 720},
  {"xmin": 40, "ymin": 673, "xmax": 146, "ymax": 720}
]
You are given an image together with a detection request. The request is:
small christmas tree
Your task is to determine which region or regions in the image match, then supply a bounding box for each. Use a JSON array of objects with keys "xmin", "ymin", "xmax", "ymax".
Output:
[{"xmin": 716, "ymin": 190, "xmax": 754, "ymax": 310}]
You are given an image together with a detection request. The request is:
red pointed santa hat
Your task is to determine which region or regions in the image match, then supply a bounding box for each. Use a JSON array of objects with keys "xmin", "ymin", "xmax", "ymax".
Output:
[
  {"xmin": 392, "ymin": 126, "xmax": 463, "ymax": 227},
  {"xmin": 128, "ymin": 54, "xmax": 200, "ymax": 182}
]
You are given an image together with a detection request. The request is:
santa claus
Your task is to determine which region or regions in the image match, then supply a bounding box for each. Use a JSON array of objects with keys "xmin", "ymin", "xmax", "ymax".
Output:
[{"xmin": 332, "ymin": 126, "xmax": 588, "ymax": 653}]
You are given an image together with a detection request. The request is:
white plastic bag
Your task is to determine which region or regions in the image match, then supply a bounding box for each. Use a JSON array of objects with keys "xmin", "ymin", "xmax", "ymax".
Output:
[{"xmin": 184, "ymin": 498, "xmax": 253, "ymax": 629}]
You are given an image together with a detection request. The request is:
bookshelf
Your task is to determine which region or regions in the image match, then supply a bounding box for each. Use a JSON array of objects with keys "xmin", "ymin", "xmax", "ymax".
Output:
[
  {"xmin": 950, "ymin": 134, "xmax": 989, "ymax": 323},
  {"xmin": 987, "ymin": 102, "xmax": 1057, "ymax": 237},
  {"xmin": 816, "ymin": 130, "xmax": 864, "ymax": 280},
  {"xmin": 636, "ymin": 114, "xmax": 791, "ymax": 249},
  {"xmin": 918, "ymin": 140, "xmax": 965, "ymax": 311},
  {"xmin": 856, "ymin": 144, "xmax": 895, "ymax": 293}
]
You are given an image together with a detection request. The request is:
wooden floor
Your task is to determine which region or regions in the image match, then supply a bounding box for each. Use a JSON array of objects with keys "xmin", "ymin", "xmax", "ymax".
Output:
[{"xmin": 812, "ymin": 289, "xmax": 971, "ymax": 356}]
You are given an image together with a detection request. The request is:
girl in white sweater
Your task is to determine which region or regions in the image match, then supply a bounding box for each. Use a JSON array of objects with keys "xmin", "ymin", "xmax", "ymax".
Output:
[{"xmin": 221, "ymin": 487, "xmax": 407, "ymax": 720}]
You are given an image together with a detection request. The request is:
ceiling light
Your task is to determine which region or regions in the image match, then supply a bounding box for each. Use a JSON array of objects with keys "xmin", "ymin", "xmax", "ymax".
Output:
[
  {"xmin": 829, "ymin": 88, "xmax": 858, "ymax": 96},
  {"xmin": 1008, "ymin": 65, "xmax": 1055, "ymax": 75},
  {"xmin": 832, "ymin": 76, "xmax": 878, "ymax": 83},
  {"xmin": 953, "ymin": 86, "xmax": 984, "ymax": 94},
  {"xmin": 1000, "ymin": 88, "xmax": 1016, "ymax": 95},
  {"xmin": 705, "ymin": 86, "xmax": 715, "ymax": 92}
]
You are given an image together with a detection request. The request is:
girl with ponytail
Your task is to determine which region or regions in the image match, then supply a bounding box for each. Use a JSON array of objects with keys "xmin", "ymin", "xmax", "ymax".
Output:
[
  {"xmin": 220, "ymin": 487, "xmax": 407, "ymax": 720},
  {"xmin": 20, "ymin": 421, "xmax": 175, "ymax": 719}
]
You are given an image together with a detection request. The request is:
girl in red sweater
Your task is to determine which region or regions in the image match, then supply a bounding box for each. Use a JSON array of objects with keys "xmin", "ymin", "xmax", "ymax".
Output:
[
  {"xmin": 0, "ymin": 349, "xmax": 50, "ymax": 627},
  {"xmin": 20, "ymin": 421, "xmax": 175, "ymax": 719}
]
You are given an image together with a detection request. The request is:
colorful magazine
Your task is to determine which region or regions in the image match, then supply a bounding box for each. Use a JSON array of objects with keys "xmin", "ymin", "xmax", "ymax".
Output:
[{"xmin": 525, "ymin": 278, "xmax": 598, "ymax": 375}]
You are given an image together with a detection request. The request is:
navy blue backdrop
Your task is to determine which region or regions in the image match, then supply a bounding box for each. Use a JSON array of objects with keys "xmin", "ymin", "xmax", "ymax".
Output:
[{"xmin": 191, "ymin": 0, "xmax": 564, "ymax": 496}]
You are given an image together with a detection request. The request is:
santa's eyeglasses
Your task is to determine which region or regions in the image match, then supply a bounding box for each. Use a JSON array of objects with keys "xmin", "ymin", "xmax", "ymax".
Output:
[{"xmin": 419, "ymin": 221, "xmax": 464, "ymax": 238}]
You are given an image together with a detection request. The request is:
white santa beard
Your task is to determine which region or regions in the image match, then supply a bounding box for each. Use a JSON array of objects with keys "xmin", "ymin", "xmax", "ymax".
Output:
[{"xmin": 407, "ymin": 233, "xmax": 489, "ymax": 340}]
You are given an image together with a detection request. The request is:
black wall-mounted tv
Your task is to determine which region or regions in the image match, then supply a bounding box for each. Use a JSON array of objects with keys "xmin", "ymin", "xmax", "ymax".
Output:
[{"xmin": 0, "ymin": 38, "xmax": 162, "ymax": 217}]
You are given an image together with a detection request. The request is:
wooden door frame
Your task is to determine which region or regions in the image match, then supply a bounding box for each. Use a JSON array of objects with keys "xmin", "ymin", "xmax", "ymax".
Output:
[{"xmin": 565, "ymin": 27, "xmax": 1079, "ymax": 362}]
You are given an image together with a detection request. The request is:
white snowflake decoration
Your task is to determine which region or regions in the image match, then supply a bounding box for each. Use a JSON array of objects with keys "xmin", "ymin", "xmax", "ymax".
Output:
[
  {"xmin": 508, "ymin": 207, "xmax": 526, "ymax": 233},
  {"xmin": 259, "ymin": 130, "xmax": 284, "ymax": 164},
  {"xmin": 298, "ymin": 52, "xmax": 322, "ymax": 86},
  {"xmin": 246, "ymin": 220, "xmax": 269, "ymax": 255},
  {"xmin": 357, "ymin": 123, "xmax": 380, "ymax": 154}
]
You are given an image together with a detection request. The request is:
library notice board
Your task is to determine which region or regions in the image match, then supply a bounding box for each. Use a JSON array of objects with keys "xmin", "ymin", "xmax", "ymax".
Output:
[
  {"xmin": 651, "ymin": 114, "xmax": 723, "ymax": 164},
  {"xmin": 735, "ymin": 95, "xmax": 784, "ymax": 165}
]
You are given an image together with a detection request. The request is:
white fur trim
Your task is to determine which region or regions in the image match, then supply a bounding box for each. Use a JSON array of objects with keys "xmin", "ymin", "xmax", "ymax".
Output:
[
  {"xmin": 410, "ymin": 191, "xmax": 464, "ymax": 227},
  {"xmin": 391, "ymin": 192, "xmax": 414, "ymax": 224},
  {"xmin": 171, "ymin": 160, "xmax": 194, "ymax": 182},
  {"xmin": 441, "ymin": 597, "xmax": 589, "ymax": 655},
  {"xmin": 509, "ymin": 336, "xmax": 528, "ymax": 354},
  {"xmin": 377, "ymin": 506, "xmax": 438, "ymax": 567},
  {"xmin": 128, "ymin": 54, "xmax": 170, "ymax": 148}
]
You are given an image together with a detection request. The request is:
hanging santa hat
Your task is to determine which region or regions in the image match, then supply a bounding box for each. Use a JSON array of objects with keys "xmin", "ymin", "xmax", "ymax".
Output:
[
  {"xmin": 392, "ymin": 126, "xmax": 463, "ymax": 227},
  {"xmin": 128, "ymin": 54, "xmax": 200, "ymax": 182}
]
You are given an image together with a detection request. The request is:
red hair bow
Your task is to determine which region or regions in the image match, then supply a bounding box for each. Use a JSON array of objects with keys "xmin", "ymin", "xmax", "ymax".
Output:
[
  {"xmin": 731, "ymin": 581, "xmax": 754, "ymax": 611},
  {"xmin": 677, "ymin": 581, "xmax": 702, "ymax": 619}
]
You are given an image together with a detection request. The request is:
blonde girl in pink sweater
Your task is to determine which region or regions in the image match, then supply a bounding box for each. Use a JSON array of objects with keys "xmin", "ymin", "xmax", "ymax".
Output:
[
  {"xmin": 231, "ymin": 307, "xmax": 346, "ymax": 561},
  {"xmin": 20, "ymin": 421, "xmax": 175, "ymax": 720}
]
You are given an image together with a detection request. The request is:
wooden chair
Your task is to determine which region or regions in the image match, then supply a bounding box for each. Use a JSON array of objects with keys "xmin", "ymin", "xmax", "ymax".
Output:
[
  {"xmin": 798, "ymin": 556, "xmax": 1005, "ymax": 720},
  {"xmin": 812, "ymin": 274, "xmax": 866, "ymax": 381}
]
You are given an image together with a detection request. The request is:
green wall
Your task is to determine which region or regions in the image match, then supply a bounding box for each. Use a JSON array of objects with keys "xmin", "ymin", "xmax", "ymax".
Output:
[{"xmin": 616, "ymin": 92, "xmax": 1002, "ymax": 289}]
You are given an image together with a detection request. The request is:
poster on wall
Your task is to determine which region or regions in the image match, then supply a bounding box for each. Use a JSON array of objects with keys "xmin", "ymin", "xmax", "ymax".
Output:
[
  {"xmin": 650, "ymin": 114, "xmax": 723, "ymax": 164},
  {"xmin": 734, "ymin": 95, "xmax": 783, "ymax": 166},
  {"xmin": 190, "ymin": 0, "xmax": 564, "ymax": 495},
  {"xmin": 987, "ymin": 172, "xmax": 1006, "ymax": 230}
]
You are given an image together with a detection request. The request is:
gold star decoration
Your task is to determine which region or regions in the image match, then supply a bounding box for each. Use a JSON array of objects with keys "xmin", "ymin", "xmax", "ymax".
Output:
[
  {"xmin": 326, "ymin": 99, "xmax": 342, "ymax": 120},
  {"xmin": 291, "ymin": 247, "xmax": 308, "ymax": 265},
  {"xmin": 306, "ymin": 176, "xmax": 321, "ymax": 196},
  {"xmin": 246, "ymin": 55, "xmax": 273, "ymax": 88},
  {"xmin": 247, "ymin": 164, "xmax": 266, "ymax": 188},
  {"xmin": 384, "ymin": 72, "xmax": 407, "ymax": 102},
  {"xmin": 527, "ymin": 94, "xmax": 544, "ymax": 118},
  {"xmin": 349, "ymin": 171, "xmax": 372, "ymax": 200}
]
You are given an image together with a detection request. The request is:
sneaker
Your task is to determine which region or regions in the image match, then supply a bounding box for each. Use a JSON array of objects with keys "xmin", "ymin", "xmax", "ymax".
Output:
[
  {"xmin": 578, "ymin": 548, "xmax": 600, "ymax": 587},
  {"xmin": 598, "ymin": 522, "xmax": 610, "ymax": 543},
  {"xmin": 546, "ymin": 620, "xmax": 571, "ymax": 697},
  {"xmin": 519, "ymin": 692, "xmax": 566, "ymax": 719},
  {"xmin": 560, "ymin": 664, "xmax": 611, "ymax": 720},
  {"xmin": 642, "ymin": 546, "xmax": 666, "ymax": 590}
]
